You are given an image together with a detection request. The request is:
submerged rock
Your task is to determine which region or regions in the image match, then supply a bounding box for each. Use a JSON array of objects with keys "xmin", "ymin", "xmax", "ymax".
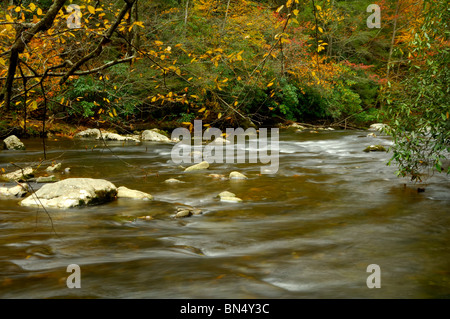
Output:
[
  {"xmin": 164, "ymin": 178, "xmax": 185, "ymax": 184},
  {"xmin": 208, "ymin": 174, "xmax": 226, "ymax": 180},
  {"xmin": 2, "ymin": 167, "xmax": 34, "ymax": 181},
  {"xmin": 3, "ymin": 135, "xmax": 25, "ymax": 150},
  {"xmin": 141, "ymin": 130, "xmax": 171, "ymax": 142},
  {"xmin": 229, "ymin": 171, "xmax": 248, "ymax": 180},
  {"xmin": 184, "ymin": 161, "xmax": 209, "ymax": 172},
  {"xmin": 116, "ymin": 186, "xmax": 153, "ymax": 200},
  {"xmin": 20, "ymin": 178, "xmax": 117, "ymax": 209},
  {"xmin": 364, "ymin": 145, "xmax": 387, "ymax": 152},
  {"xmin": 0, "ymin": 184, "xmax": 29, "ymax": 198}
]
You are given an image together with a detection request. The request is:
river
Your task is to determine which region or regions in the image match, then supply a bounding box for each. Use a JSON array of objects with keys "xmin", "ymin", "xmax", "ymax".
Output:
[{"xmin": 1, "ymin": 129, "xmax": 449, "ymax": 298}]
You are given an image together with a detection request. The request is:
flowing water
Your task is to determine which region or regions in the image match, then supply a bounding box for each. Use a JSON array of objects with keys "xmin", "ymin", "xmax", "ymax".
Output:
[{"xmin": 0, "ymin": 129, "xmax": 449, "ymax": 298}]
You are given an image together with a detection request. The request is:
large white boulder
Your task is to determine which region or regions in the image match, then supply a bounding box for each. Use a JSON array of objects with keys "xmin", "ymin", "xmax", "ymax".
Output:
[{"xmin": 20, "ymin": 178, "xmax": 117, "ymax": 209}]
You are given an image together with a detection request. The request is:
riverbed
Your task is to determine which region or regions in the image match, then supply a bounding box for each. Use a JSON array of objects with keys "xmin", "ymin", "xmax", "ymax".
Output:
[{"xmin": 1, "ymin": 129, "xmax": 449, "ymax": 298}]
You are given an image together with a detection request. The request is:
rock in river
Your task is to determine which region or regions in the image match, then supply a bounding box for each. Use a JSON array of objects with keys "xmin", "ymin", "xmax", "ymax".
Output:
[
  {"xmin": 368, "ymin": 123, "xmax": 388, "ymax": 132},
  {"xmin": 74, "ymin": 128, "xmax": 102, "ymax": 139},
  {"xmin": 2, "ymin": 135, "xmax": 25, "ymax": 150},
  {"xmin": 164, "ymin": 178, "xmax": 185, "ymax": 184},
  {"xmin": 117, "ymin": 186, "xmax": 153, "ymax": 200},
  {"xmin": 2, "ymin": 167, "xmax": 34, "ymax": 181},
  {"xmin": 46, "ymin": 163, "xmax": 62, "ymax": 172},
  {"xmin": 141, "ymin": 129, "xmax": 171, "ymax": 142},
  {"xmin": 0, "ymin": 184, "xmax": 29, "ymax": 198},
  {"xmin": 174, "ymin": 207, "xmax": 202, "ymax": 218},
  {"xmin": 20, "ymin": 178, "xmax": 117, "ymax": 209},
  {"xmin": 229, "ymin": 171, "xmax": 247, "ymax": 180},
  {"xmin": 184, "ymin": 161, "xmax": 209, "ymax": 172},
  {"xmin": 218, "ymin": 191, "xmax": 242, "ymax": 202},
  {"xmin": 364, "ymin": 145, "xmax": 387, "ymax": 152},
  {"xmin": 36, "ymin": 175, "xmax": 58, "ymax": 183},
  {"xmin": 100, "ymin": 132, "xmax": 140, "ymax": 142}
]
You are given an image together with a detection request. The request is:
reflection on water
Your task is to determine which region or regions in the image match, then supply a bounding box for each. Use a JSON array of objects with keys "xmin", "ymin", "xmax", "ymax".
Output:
[{"xmin": 0, "ymin": 130, "xmax": 449, "ymax": 298}]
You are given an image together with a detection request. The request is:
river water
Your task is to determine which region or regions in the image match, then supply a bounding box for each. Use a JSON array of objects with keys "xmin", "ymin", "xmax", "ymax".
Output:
[{"xmin": 0, "ymin": 129, "xmax": 449, "ymax": 298}]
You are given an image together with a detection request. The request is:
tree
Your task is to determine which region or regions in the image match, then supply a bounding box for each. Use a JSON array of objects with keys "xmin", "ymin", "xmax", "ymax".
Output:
[
  {"xmin": 0, "ymin": 0, "xmax": 138, "ymax": 135},
  {"xmin": 383, "ymin": 0, "xmax": 449, "ymax": 181}
]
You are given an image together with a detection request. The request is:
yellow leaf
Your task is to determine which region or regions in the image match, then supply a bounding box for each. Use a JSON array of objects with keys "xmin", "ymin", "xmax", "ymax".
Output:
[
  {"xmin": 237, "ymin": 76, "xmax": 242, "ymax": 81},
  {"xmin": 113, "ymin": 108, "xmax": 117, "ymax": 117},
  {"xmin": 318, "ymin": 27, "xmax": 323, "ymax": 33},
  {"xmin": 267, "ymin": 82, "xmax": 274, "ymax": 87},
  {"xmin": 15, "ymin": 6, "xmax": 21, "ymax": 12},
  {"xmin": 29, "ymin": 3, "xmax": 36, "ymax": 11},
  {"xmin": 286, "ymin": 0, "xmax": 293, "ymax": 8},
  {"xmin": 234, "ymin": 101, "xmax": 238, "ymax": 106},
  {"xmin": 154, "ymin": 40, "xmax": 163, "ymax": 46},
  {"xmin": 276, "ymin": 5, "xmax": 284, "ymax": 13},
  {"xmin": 6, "ymin": 14, "xmax": 13, "ymax": 22},
  {"xmin": 316, "ymin": 5, "xmax": 322, "ymax": 11},
  {"xmin": 88, "ymin": 5, "xmax": 95, "ymax": 14},
  {"xmin": 293, "ymin": 9, "xmax": 299, "ymax": 16},
  {"xmin": 182, "ymin": 122, "xmax": 191, "ymax": 125},
  {"xmin": 109, "ymin": 112, "xmax": 114, "ymax": 118},
  {"xmin": 29, "ymin": 100, "xmax": 38, "ymax": 111},
  {"xmin": 218, "ymin": 113, "xmax": 222, "ymax": 119},
  {"xmin": 37, "ymin": 8, "xmax": 42, "ymax": 15},
  {"xmin": 198, "ymin": 107, "xmax": 206, "ymax": 113}
]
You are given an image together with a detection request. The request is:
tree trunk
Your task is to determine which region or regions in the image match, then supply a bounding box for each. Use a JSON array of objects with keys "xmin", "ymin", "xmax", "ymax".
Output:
[
  {"xmin": 386, "ymin": 0, "xmax": 400, "ymax": 79},
  {"xmin": 0, "ymin": 0, "xmax": 68, "ymax": 111}
]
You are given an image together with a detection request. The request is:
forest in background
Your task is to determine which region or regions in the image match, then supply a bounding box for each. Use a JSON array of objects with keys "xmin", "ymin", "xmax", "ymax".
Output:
[{"xmin": 0, "ymin": 0, "xmax": 448, "ymax": 180}]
